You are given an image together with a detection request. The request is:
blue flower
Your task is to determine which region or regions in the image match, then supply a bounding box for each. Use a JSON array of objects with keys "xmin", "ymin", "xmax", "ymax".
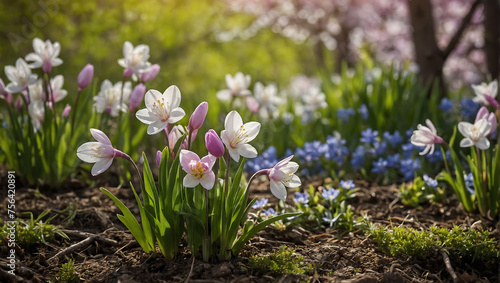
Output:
[
  {"xmin": 383, "ymin": 131, "xmax": 404, "ymax": 147},
  {"xmin": 460, "ymin": 98, "xmax": 481, "ymax": 120},
  {"xmin": 425, "ymin": 146, "xmax": 443, "ymax": 163},
  {"xmin": 439, "ymin": 98, "xmax": 453, "ymax": 112},
  {"xmin": 464, "ymin": 173, "xmax": 474, "ymax": 195},
  {"xmin": 405, "ymin": 128, "xmax": 414, "ymax": 138},
  {"xmin": 321, "ymin": 187, "xmax": 340, "ymax": 201},
  {"xmin": 360, "ymin": 128, "xmax": 378, "ymax": 144},
  {"xmin": 340, "ymin": 180, "xmax": 355, "ymax": 190},
  {"xmin": 402, "ymin": 142, "xmax": 418, "ymax": 159},
  {"xmin": 373, "ymin": 141, "xmax": 388, "ymax": 157},
  {"xmin": 358, "ymin": 104, "xmax": 369, "ymax": 120},
  {"xmin": 252, "ymin": 198, "xmax": 269, "ymax": 209},
  {"xmin": 423, "ymin": 174, "xmax": 438, "ymax": 188},
  {"xmin": 262, "ymin": 208, "xmax": 277, "ymax": 218},
  {"xmin": 337, "ymin": 107, "xmax": 355, "ymax": 122},
  {"xmin": 322, "ymin": 135, "xmax": 349, "ymax": 165},
  {"xmin": 293, "ymin": 192, "xmax": 310, "ymax": 205},
  {"xmin": 351, "ymin": 145, "xmax": 365, "ymax": 170},
  {"xmin": 400, "ymin": 158, "xmax": 421, "ymax": 181},
  {"xmin": 386, "ymin": 153, "xmax": 400, "ymax": 168},
  {"xmin": 371, "ymin": 158, "xmax": 388, "ymax": 174},
  {"xmin": 322, "ymin": 214, "xmax": 341, "ymax": 227}
]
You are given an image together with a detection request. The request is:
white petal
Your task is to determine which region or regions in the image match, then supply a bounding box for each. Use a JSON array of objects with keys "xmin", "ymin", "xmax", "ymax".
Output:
[
  {"xmin": 90, "ymin": 128, "xmax": 112, "ymax": 145},
  {"xmin": 225, "ymin": 111, "xmax": 243, "ymax": 133},
  {"xmin": 4, "ymin": 66, "xmax": 17, "ymax": 82},
  {"xmin": 76, "ymin": 142, "xmax": 101, "ymax": 163},
  {"xmin": 237, "ymin": 143, "xmax": 258, "ymax": 159},
  {"xmin": 270, "ymin": 180, "xmax": 287, "ymax": 200},
  {"xmin": 92, "ymin": 158, "xmax": 114, "ymax": 176},
  {"xmin": 167, "ymin": 107, "xmax": 185, "ymax": 124},
  {"xmin": 135, "ymin": 108, "xmax": 156, "ymax": 124},
  {"xmin": 147, "ymin": 119, "xmax": 169, "ymax": 135},
  {"xmin": 242, "ymin": 121, "xmax": 261, "ymax": 142},
  {"xmin": 117, "ymin": 58, "xmax": 127, "ymax": 68},
  {"xmin": 458, "ymin": 122, "xmax": 472, "ymax": 137},
  {"xmin": 145, "ymin": 89, "xmax": 162, "ymax": 109},
  {"xmin": 460, "ymin": 138, "xmax": 474, "ymax": 148},
  {"xmin": 227, "ymin": 147, "xmax": 240, "ymax": 162},
  {"xmin": 123, "ymin": 41, "xmax": 133, "ymax": 57},
  {"xmin": 199, "ymin": 172, "xmax": 215, "ymax": 190},
  {"xmin": 476, "ymin": 138, "xmax": 490, "ymax": 150},
  {"xmin": 419, "ymin": 144, "xmax": 432, "ymax": 156},
  {"xmin": 32, "ymin": 38, "xmax": 44, "ymax": 52},
  {"xmin": 164, "ymin": 85, "xmax": 181, "ymax": 109},
  {"xmin": 183, "ymin": 174, "xmax": 200, "ymax": 188},
  {"xmin": 284, "ymin": 175, "xmax": 301, "ymax": 188}
]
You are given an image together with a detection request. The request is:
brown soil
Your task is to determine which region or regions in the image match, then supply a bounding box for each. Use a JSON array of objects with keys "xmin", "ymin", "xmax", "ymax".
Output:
[{"xmin": 0, "ymin": 175, "xmax": 499, "ymax": 283}]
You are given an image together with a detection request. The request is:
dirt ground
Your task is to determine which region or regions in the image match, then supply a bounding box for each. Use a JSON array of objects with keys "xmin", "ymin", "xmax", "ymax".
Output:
[{"xmin": 0, "ymin": 173, "xmax": 499, "ymax": 282}]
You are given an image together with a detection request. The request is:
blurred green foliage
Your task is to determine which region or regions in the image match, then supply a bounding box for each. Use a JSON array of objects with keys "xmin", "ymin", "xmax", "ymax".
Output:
[{"xmin": 0, "ymin": 0, "xmax": 315, "ymax": 103}]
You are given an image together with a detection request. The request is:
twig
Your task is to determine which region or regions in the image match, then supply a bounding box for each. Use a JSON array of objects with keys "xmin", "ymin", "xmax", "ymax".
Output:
[
  {"xmin": 48, "ymin": 236, "xmax": 96, "ymax": 264},
  {"xmin": 62, "ymin": 229, "xmax": 121, "ymax": 246},
  {"xmin": 185, "ymin": 256, "xmax": 195, "ymax": 283},
  {"xmin": 442, "ymin": 0, "xmax": 481, "ymax": 60},
  {"xmin": 439, "ymin": 249, "xmax": 458, "ymax": 283},
  {"xmin": 114, "ymin": 240, "xmax": 138, "ymax": 255}
]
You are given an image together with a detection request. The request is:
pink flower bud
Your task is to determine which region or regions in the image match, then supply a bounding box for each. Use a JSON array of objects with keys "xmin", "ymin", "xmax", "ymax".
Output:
[
  {"xmin": 62, "ymin": 104, "xmax": 71, "ymax": 118},
  {"xmin": 245, "ymin": 96, "xmax": 259, "ymax": 113},
  {"xmin": 475, "ymin": 106, "xmax": 498, "ymax": 136},
  {"xmin": 77, "ymin": 64, "xmax": 94, "ymax": 91},
  {"xmin": 141, "ymin": 64, "xmax": 160, "ymax": 83},
  {"xmin": 42, "ymin": 60, "xmax": 52, "ymax": 74},
  {"xmin": 123, "ymin": 68, "xmax": 133, "ymax": 78},
  {"xmin": 205, "ymin": 129, "xmax": 224, "ymax": 158},
  {"xmin": 156, "ymin": 150, "xmax": 162, "ymax": 167},
  {"xmin": 129, "ymin": 83, "xmax": 146, "ymax": 111},
  {"xmin": 188, "ymin": 102, "xmax": 208, "ymax": 131},
  {"xmin": 4, "ymin": 93, "xmax": 12, "ymax": 104}
]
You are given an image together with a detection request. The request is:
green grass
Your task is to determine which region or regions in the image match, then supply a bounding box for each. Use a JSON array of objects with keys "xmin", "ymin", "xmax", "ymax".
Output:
[{"xmin": 248, "ymin": 245, "xmax": 313, "ymax": 276}]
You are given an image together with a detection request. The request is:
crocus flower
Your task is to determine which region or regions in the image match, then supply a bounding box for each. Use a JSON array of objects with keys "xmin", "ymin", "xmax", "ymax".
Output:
[
  {"xmin": 245, "ymin": 96, "xmax": 259, "ymax": 114},
  {"xmin": 129, "ymin": 83, "xmax": 146, "ymax": 111},
  {"xmin": 25, "ymin": 38, "xmax": 63, "ymax": 73},
  {"xmin": 475, "ymin": 106, "xmax": 497, "ymax": 136},
  {"xmin": 253, "ymin": 82, "xmax": 284, "ymax": 119},
  {"xmin": 302, "ymin": 87, "xmax": 327, "ymax": 113},
  {"xmin": 0, "ymin": 78, "xmax": 12, "ymax": 103},
  {"xmin": 93, "ymin": 80, "xmax": 132, "ymax": 117},
  {"xmin": 340, "ymin": 180, "xmax": 355, "ymax": 190},
  {"xmin": 205, "ymin": 129, "xmax": 225, "ymax": 158},
  {"xmin": 77, "ymin": 64, "xmax": 94, "ymax": 91},
  {"xmin": 62, "ymin": 104, "xmax": 71, "ymax": 118},
  {"xmin": 141, "ymin": 64, "xmax": 160, "ymax": 83},
  {"xmin": 458, "ymin": 118, "xmax": 492, "ymax": 150},
  {"xmin": 251, "ymin": 198, "xmax": 269, "ymax": 209},
  {"xmin": 28, "ymin": 80, "xmax": 45, "ymax": 102},
  {"xmin": 50, "ymin": 75, "xmax": 68, "ymax": 103},
  {"xmin": 4, "ymin": 58, "xmax": 38, "ymax": 93},
  {"xmin": 118, "ymin": 41, "xmax": 151, "ymax": 80},
  {"xmin": 136, "ymin": 85, "xmax": 186, "ymax": 135},
  {"xmin": 77, "ymin": 129, "xmax": 128, "ymax": 176},
  {"xmin": 293, "ymin": 192, "xmax": 309, "ymax": 205},
  {"xmin": 28, "ymin": 100, "xmax": 44, "ymax": 132},
  {"xmin": 216, "ymin": 72, "xmax": 251, "ymax": 101},
  {"xmin": 267, "ymin": 155, "xmax": 301, "ymax": 200},
  {"xmin": 221, "ymin": 110, "xmax": 261, "ymax": 162},
  {"xmin": 188, "ymin": 101, "xmax": 208, "ymax": 131},
  {"xmin": 167, "ymin": 125, "xmax": 188, "ymax": 150},
  {"xmin": 321, "ymin": 187, "xmax": 340, "ymax": 201},
  {"xmin": 472, "ymin": 80, "xmax": 498, "ymax": 109},
  {"xmin": 410, "ymin": 119, "xmax": 444, "ymax": 155},
  {"xmin": 180, "ymin": 150, "xmax": 216, "ymax": 190}
]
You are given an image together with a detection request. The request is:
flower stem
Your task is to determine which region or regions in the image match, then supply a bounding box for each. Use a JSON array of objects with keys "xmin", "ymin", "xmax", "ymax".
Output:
[
  {"xmin": 71, "ymin": 89, "xmax": 82, "ymax": 131},
  {"xmin": 224, "ymin": 152, "xmax": 230, "ymax": 196}
]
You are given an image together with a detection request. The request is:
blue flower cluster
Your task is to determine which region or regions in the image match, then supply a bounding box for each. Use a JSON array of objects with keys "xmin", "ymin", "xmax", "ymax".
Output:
[
  {"xmin": 337, "ymin": 107, "xmax": 355, "ymax": 122},
  {"xmin": 245, "ymin": 146, "xmax": 279, "ymax": 174},
  {"xmin": 460, "ymin": 98, "xmax": 480, "ymax": 120}
]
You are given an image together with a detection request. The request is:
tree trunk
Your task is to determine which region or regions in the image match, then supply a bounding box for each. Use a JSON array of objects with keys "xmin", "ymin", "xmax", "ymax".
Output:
[{"xmin": 482, "ymin": 0, "xmax": 500, "ymax": 80}]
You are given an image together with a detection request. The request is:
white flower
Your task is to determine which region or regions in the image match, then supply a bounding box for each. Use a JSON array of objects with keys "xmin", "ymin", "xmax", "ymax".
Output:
[
  {"xmin": 268, "ymin": 155, "xmax": 301, "ymax": 200},
  {"xmin": 216, "ymin": 72, "xmax": 251, "ymax": 101},
  {"xmin": 135, "ymin": 85, "xmax": 186, "ymax": 135},
  {"xmin": 253, "ymin": 82, "xmax": 284, "ymax": 119},
  {"xmin": 458, "ymin": 118, "xmax": 492, "ymax": 150},
  {"xmin": 28, "ymin": 79, "xmax": 45, "ymax": 102},
  {"xmin": 93, "ymin": 80, "xmax": 132, "ymax": 117},
  {"xmin": 4, "ymin": 58, "xmax": 38, "ymax": 93},
  {"xmin": 117, "ymin": 41, "xmax": 151, "ymax": 80},
  {"xmin": 471, "ymin": 80, "xmax": 498, "ymax": 108},
  {"xmin": 50, "ymin": 75, "xmax": 67, "ymax": 103},
  {"xmin": 77, "ymin": 129, "xmax": 119, "ymax": 176},
  {"xmin": 302, "ymin": 87, "xmax": 327, "ymax": 112},
  {"xmin": 25, "ymin": 38, "xmax": 63, "ymax": 73},
  {"xmin": 410, "ymin": 119, "xmax": 444, "ymax": 155},
  {"xmin": 180, "ymin": 150, "xmax": 216, "ymax": 190},
  {"xmin": 220, "ymin": 110, "xmax": 260, "ymax": 162},
  {"xmin": 28, "ymin": 100, "xmax": 44, "ymax": 132}
]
